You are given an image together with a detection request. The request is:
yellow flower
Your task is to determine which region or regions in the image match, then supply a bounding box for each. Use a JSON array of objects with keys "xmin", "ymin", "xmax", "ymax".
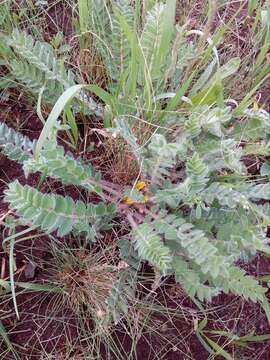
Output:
[
  {"xmin": 123, "ymin": 196, "xmax": 135, "ymax": 205},
  {"xmin": 135, "ymin": 181, "xmax": 146, "ymax": 191}
]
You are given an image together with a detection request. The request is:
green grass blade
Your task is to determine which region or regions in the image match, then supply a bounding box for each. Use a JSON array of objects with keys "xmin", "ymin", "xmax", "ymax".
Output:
[
  {"xmin": 237, "ymin": 333, "xmax": 270, "ymax": 343},
  {"xmin": 35, "ymin": 84, "xmax": 114, "ymax": 157},
  {"xmin": 195, "ymin": 331, "xmax": 214, "ymax": 355},
  {"xmin": 202, "ymin": 334, "xmax": 234, "ymax": 360},
  {"xmin": 156, "ymin": 0, "xmax": 176, "ymax": 74},
  {"xmin": 248, "ymin": 0, "xmax": 260, "ymax": 15},
  {"xmin": 9, "ymin": 238, "xmax": 19, "ymax": 320},
  {"xmin": 16, "ymin": 282, "xmax": 64, "ymax": 293},
  {"xmin": 0, "ymin": 320, "xmax": 18, "ymax": 359},
  {"xmin": 2, "ymin": 226, "xmax": 38, "ymax": 249},
  {"xmin": 37, "ymin": 85, "xmax": 45, "ymax": 124},
  {"xmin": 255, "ymin": 28, "xmax": 270, "ymax": 68},
  {"xmin": 234, "ymin": 74, "xmax": 270, "ymax": 115},
  {"xmin": 35, "ymin": 84, "xmax": 84, "ymax": 158},
  {"xmin": 0, "ymin": 279, "xmax": 63, "ymax": 293},
  {"xmin": 78, "ymin": 0, "xmax": 89, "ymax": 33},
  {"xmin": 261, "ymin": 298, "xmax": 270, "ymax": 327},
  {"xmin": 63, "ymin": 105, "xmax": 78, "ymax": 146}
]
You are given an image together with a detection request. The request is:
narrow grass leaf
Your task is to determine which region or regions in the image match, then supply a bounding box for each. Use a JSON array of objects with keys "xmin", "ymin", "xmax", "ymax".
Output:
[
  {"xmin": 261, "ymin": 298, "xmax": 270, "ymax": 327},
  {"xmin": 0, "ymin": 320, "xmax": 17, "ymax": 359},
  {"xmin": 202, "ymin": 334, "xmax": 234, "ymax": 360},
  {"xmin": 234, "ymin": 74, "xmax": 270, "ymax": 115},
  {"xmin": 78, "ymin": 0, "xmax": 89, "ymax": 33},
  {"xmin": 236, "ymin": 333, "xmax": 270, "ymax": 343},
  {"xmin": 16, "ymin": 282, "xmax": 64, "ymax": 293},
  {"xmin": 9, "ymin": 238, "xmax": 19, "ymax": 320},
  {"xmin": 64, "ymin": 105, "xmax": 78, "ymax": 146}
]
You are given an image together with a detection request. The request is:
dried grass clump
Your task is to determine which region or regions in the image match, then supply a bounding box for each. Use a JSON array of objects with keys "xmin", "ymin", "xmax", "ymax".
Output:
[{"xmin": 53, "ymin": 247, "xmax": 119, "ymax": 318}]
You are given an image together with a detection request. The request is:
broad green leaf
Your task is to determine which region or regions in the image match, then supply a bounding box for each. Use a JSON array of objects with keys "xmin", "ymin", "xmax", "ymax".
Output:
[
  {"xmin": 35, "ymin": 85, "xmax": 84, "ymax": 157},
  {"xmin": 35, "ymin": 84, "xmax": 114, "ymax": 157},
  {"xmin": 261, "ymin": 162, "xmax": 270, "ymax": 176}
]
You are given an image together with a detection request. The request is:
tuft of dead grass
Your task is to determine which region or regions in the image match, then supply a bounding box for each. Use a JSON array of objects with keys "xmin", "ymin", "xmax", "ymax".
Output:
[{"xmin": 52, "ymin": 246, "xmax": 120, "ymax": 320}]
